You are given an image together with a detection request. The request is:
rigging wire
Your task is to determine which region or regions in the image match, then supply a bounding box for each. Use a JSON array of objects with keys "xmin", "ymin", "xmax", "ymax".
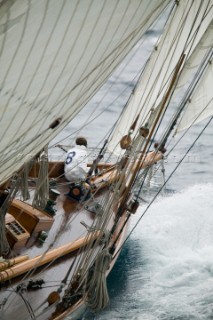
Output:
[{"xmin": 17, "ymin": 291, "xmax": 36, "ymax": 320}]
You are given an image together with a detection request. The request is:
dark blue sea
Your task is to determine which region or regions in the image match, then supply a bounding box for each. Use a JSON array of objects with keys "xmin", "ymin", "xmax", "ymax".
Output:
[{"xmin": 52, "ymin": 23, "xmax": 213, "ymax": 320}]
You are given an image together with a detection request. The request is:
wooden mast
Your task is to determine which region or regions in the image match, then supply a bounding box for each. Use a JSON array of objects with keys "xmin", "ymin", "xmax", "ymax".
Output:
[{"xmin": 117, "ymin": 53, "xmax": 186, "ymax": 214}]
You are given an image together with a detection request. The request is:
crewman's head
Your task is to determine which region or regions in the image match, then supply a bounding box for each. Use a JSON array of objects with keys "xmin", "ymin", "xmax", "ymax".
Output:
[{"xmin": 75, "ymin": 136, "xmax": 87, "ymax": 147}]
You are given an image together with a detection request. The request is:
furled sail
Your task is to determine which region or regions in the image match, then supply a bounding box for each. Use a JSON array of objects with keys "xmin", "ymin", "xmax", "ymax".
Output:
[
  {"xmin": 107, "ymin": 0, "xmax": 213, "ymax": 155},
  {"xmin": 0, "ymin": 0, "xmax": 170, "ymax": 185}
]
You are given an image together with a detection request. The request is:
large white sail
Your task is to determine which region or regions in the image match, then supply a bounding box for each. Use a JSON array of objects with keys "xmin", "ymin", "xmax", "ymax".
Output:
[
  {"xmin": 175, "ymin": 54, "xmax": 213, "ymax": 132},
  {"xmin": 175, "ymin": 22, "xmax": 213, "ymax": 132},
  {"xmin": 107, "ymin": 0, "xmax": 213, "ymax": 155},
  {"xmin": 0, "ymin": 0, "xmax": 170, "ymax": 184}
]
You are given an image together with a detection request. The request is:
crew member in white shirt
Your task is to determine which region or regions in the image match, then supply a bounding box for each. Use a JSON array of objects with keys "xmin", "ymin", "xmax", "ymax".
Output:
[{"xmin": 64, "ymin": 137, "xmax": 88, "ymax": 182}]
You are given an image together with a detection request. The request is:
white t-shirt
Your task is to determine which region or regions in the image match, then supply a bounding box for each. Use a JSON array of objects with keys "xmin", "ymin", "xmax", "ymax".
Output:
[{"xmin": 64, "ymin": 145, "xmax": 88, "ymax": 182}]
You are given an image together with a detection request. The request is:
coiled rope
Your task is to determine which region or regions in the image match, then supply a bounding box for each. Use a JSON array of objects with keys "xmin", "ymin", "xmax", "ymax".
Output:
[
  {"xmin": 32, "ymin": 146, "xmax": 49, "ymax": 209},
  {"xmin": 20, "ymin": 159, "xmax": 34, "ymax": 201},
  {"xmin": 85, "ymin": 248, "xmax": 112, "ymax": 311},
  {"xmin": 0, "ymin": 176, "xmax": 21, "ymax": 256}
]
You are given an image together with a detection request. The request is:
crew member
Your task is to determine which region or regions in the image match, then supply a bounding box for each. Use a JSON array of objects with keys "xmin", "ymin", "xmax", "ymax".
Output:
[{"xmin": 64, "ymin": 137, "xmax": 88, "ymax": 182}]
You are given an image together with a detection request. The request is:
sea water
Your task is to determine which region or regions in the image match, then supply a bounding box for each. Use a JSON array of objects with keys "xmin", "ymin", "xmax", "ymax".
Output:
[{"xmin": 52, "ymin": 23, "xmax": 213, "ymax": 320}]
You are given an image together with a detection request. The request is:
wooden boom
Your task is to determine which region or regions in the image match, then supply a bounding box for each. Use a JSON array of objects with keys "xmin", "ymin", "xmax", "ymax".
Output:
[{"xmin": 0, "ymin": 232, "xmax": 100, "ymax": 282}]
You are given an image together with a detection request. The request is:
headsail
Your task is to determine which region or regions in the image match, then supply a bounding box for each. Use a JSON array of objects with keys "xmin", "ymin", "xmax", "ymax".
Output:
[
  {"xmin": 0, "ymin": 0, "xmax": 170, "ymax": 184},
  {"xmin": 107, "ymin": 0, "xmax": 213, "ymax": 155},
  {"xmin": 175, "ymin": 22, "xmax": 213, "ymax": 132}
]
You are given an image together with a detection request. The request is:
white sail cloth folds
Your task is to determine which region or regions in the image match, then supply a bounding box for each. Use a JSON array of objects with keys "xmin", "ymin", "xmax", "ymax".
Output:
[
  {"xmin": 107, "ymin": 0, "xmax": 213, "ymax": 156},
  {"xmin": 0, "ymin": 0, "xmax": 170, "ymax": 184}
]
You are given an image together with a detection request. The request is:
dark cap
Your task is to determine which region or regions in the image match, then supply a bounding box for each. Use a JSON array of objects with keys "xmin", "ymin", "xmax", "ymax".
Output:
[{"xmin": 75, "ymin": 136, "xmax": 87, "ymax": 147}]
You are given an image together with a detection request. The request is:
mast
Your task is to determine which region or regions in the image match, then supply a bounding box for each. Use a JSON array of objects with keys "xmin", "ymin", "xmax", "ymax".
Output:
[{"xmin": 112, "ymin": 53, "xmax": 185, "ymax": 225}]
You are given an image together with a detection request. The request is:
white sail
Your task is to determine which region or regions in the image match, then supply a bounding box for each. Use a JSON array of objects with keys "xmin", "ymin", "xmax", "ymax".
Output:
[
  {"xmin": 0, "ymin": 0, "xmax": 170, "ymax": 184},
  {"xmin": 175, "ymin": 55, "xmax": 213, "ymax": 132},
  {"xmin": 107, "ymin": 0, "xmax": 213, "ymax": 155},
  {"xmin": 174, "ymin": 22, "xmax": 213, "ymax": 132}
]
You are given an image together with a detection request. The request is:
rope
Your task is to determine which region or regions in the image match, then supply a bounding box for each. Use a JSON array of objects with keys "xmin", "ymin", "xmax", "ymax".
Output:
[
  {"xmin": 32, "ymin": 146, "xmax": 49, "ymax": 209},
  {"xmin": 17, "ymin": 291, "xmax": 36, "ymax": 320},
  {"xmin": 85, "ymin": 248, "xmax": 112, "ymax": 311},
  {"xmin": 20, "ymin": 159, "xmax": 34, "ymax": 201},
  {"xmin": 0, "ymin": 176, "xmax": 21, "ymax": 256}
]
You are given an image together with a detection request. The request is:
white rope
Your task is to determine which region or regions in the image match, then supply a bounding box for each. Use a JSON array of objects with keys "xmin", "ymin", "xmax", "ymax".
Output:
[
  {"xmin": 85, "ymin": 248, "xmax": 112, "ymax": 311},
  {"xmin": 32, "ymin": 146, "xmax": 49, "ymax": 209},
  {"xmin": 20, "ymin": 159, "xmax": 34, "ymax": 201},
  {"xmin": 0, "ymin": 176, "xmax": 21, "ymax": 256}
]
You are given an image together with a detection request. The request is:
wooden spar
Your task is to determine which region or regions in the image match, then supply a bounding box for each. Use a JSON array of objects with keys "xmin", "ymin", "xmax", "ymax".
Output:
[
  {"xmin": 90, "ymin": 167, "xmax": 118, "ymax": 188},
  {"xmin": 87, "ymin": 162, "xmax": 114, "ymax": 169},
  {"xmin": 118, "ymin": 53, "xmax": 186, "ymax": 211},
  {"xmin": 0, "ymin": 232, "xmax": 101, "ymax": 282},
  {"xmin": 139, "ymin": 151, "xmax": 163, "ymax": 169},
  {"xmin": 29, "ymin": 161, "xmax": 114, "ymax": 178},
  {"xmin": 0, "ymin": 255, "xmax": 29, "ymax": 271}
]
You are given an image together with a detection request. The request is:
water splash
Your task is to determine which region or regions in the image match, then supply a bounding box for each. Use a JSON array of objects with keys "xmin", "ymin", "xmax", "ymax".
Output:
[{"xmin": 86, "ymin": 184, "xmax": 213, "ymax": 320}]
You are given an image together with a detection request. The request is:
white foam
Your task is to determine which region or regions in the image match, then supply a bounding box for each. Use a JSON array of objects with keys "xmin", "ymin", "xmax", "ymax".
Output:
[{"xmin": 130, "ymin": 184, "xmax": 213, "ymax": 319}]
